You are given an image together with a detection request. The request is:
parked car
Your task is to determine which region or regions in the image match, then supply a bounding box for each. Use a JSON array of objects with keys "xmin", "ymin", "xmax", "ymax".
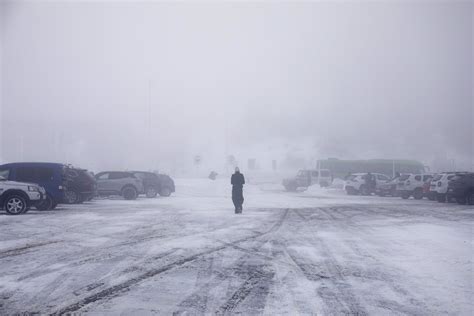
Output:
[
  {"xmin": 283, "ymin": 169, "xmax": 333, "ymax": 191},
  {"xmin": 0, "ymin": 162, "xmax": 71, "ymax": 210},
  {"xmin": 430, "ymin": 172, "xmax": 469, "ymax": 202},
  {"xmin": 447, "ymin": 173, "xmax": 474, "ymax": 205},
  {"xmin": 397, "ymin": 174, "xmax": 433, "ymax": 199},
  {"xmin": 0, "ymin": 175, "xmax": 46, "ymax": 214},
  {"xmin": 345, "ymin": 173, "xmax": 391, "ymax": 195},
  {"xmin": 63, "ymin": 168, "xmax": 97, "ymax": 204},
  {"xmin": 131, "ymin": 171, "xmax": 175, "ymax": 198},
  {"xmin": 375, "ymin": 175, "xmax": 404, "ymax": 197},
  {"xmin": 94, "ymin": 171, "xmax": 144, "ymax": 200}
]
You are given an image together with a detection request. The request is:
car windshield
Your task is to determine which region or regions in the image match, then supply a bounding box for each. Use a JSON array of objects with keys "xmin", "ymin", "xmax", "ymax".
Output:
[
  {"xmin": 297, "ymin": 170, "xmax": 307, "ymax": 177},
  {"xmin": 432, "ymin": 175, "xmax": 443, "ymax": 181},
  {"xmin": 399, "ymin": 174, "xmax": 410, "ymax": 181},
  {"xmin": 347, "ymin": 175, "xmax": 359, "ymax": 181}
]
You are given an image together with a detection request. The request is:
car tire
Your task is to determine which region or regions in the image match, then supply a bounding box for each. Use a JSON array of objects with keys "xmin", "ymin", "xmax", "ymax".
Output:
[
  {"xmin": 122, "ymin": 186, "xmax": 138, "ymax": 200},
  {"xmin": 437, "ymin": 194, "xmax": 446, "ymax": 203},
  {"xmin": 359, "ymin": 185, "xmax": 369, "ymax": 196},
  {"xmin": 36, "ymin": 195, "xmax": 54, "ymax": 211},
  {"xmin": 159, "ymin": 187, "xmax": 172, "ymax": 197},
  {"xmin": 4, "ymin": 195, "xmax": 28, "ymax": 215},
  {"xmin": 456, "ymin": 197, "xmax": 467, "ymax": 205},
  {"xmin": 145, "ymin": 187, "xmax": 158, "ymax": 198},
  {"xmin": 401, "ymin": 192, "xmax": 410, "ymax": 199},
  {"xmin": 413, "ymin": 189, "xmax": 423, "ymax": 200},
  {"xmin": 64, "ymin": 190, "xmax": 79, "ymax": 204}
]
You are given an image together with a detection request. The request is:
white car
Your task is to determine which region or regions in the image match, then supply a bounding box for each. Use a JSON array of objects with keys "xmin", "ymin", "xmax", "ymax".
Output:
[
  {"xmin": 0, "ymin": 176, "xmax": 46, "ymax": 215},
  {"xmin": 344, "ymin": 173, "xmax": 391, "ymax": 195},
  {"xmin": 430, "ymin": 172, "xmax": 469, "ymax": 202},
  {"xmin": 397, "ymin": 174, "xmax": 433, "ymax": 200}
]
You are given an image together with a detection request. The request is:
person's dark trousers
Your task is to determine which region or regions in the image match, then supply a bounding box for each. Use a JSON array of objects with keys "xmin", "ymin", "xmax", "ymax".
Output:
[{"xmin": 232, "ymin": 186, "xmax": 244, "ymax": 213}]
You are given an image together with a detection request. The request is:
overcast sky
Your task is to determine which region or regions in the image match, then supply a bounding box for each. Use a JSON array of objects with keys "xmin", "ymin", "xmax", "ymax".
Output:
[{"xmin": 0, "ymin": 1, "xmax": 472, "ymax": 173}]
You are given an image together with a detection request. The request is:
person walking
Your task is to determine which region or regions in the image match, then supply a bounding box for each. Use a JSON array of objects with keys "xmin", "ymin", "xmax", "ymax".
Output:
[{"xmin": 231, "ymin": 167, "xmax": 245, "ymax": 213}]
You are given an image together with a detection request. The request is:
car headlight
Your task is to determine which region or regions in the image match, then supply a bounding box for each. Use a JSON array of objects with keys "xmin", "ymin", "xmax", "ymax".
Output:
[{"xmin": 28, "ymin": 186, "xmax": 40, "ymax": 192}]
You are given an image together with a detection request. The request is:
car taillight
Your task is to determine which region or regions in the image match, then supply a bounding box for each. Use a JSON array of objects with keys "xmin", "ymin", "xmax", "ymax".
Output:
[{"xmin": 437, "ymin": 181, "xmax": 442, "ymax": 187}]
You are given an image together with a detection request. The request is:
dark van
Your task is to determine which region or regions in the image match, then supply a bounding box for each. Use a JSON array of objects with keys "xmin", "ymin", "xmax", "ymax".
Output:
[{"xmin": 0, "ymin": 162, "xmax": 68, "ymax": 210}]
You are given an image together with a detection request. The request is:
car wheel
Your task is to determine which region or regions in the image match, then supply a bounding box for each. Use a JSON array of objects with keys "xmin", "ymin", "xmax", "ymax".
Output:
[
  {"xmin": 64, "ymin": 190, "xmax": 79, "ymax": 204},
  {"xmin": 159, "ymin": 187, "xmax": 172, "ymax": 197},
  {"xmin": 359, "ymin": 185, "xmax": 368, "ymax": 196},
  {"xmin": 122, "ymin": 186, "xmax": 138, "ymax": 200},
  {"xmin": 5, "ymin": 195, "xmax": 27, "ymax": 215},
  {"xmin": 456, "ymin": 197, "xmax": 467, "ymax": 205},
  {"xmin": 401, "ymin": 192, "xmax": 410, "ymax": 199},
  {"xmin": 145, "ymin": 187, "xmax": 158, "ymax": 198},
  {"xmin": 36, "ymin": 195, "xmax": 54, "ymax": 211},
  {"xmin": 437, "ymin": 194, "xmax": 446, "ymax": 203},
  {"xmin": 413, "ymin": 189, "xmax": 423, "ymax": 200}
]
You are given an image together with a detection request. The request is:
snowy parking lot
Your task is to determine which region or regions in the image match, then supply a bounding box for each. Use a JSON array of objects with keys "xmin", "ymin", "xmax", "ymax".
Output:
[{"xmin": 0, "ymin": 179, "xmax": 472, "ymax": 315}]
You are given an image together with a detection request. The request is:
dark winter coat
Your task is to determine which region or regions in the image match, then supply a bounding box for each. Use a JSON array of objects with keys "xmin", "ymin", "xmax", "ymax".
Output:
[
  {"xmin": 231, "ymin": 172, "xmax": 245, "ymax": 206},
  {"xmin": 231, "ymin": 172, "xmax": 245, "ymax": 188}
]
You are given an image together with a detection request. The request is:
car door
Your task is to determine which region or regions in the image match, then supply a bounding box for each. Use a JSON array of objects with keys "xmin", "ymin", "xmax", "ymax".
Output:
[
  {"xmin": 95, "ymin": 172, "xmax": 111, "ymax": 193},
  {"xmin": 108, "ymin": 172, "xmax": 127, "ymax": 193},
  {"xmin": 376, "ymin": 174, "xmax": 390, "ymax": 187}
]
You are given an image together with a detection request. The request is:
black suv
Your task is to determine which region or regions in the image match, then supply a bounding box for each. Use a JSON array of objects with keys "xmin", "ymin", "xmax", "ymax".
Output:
[
  {"xmin": 63, "ymin": 168, "xmax": 97, "ymax": 204},
  {"xmin": 132, "ymin": 171, "xmax": 175, "ymax": 198},
  {"xmin": 447, "ymin": 173, "xmax": 474, "ymax": 205}
]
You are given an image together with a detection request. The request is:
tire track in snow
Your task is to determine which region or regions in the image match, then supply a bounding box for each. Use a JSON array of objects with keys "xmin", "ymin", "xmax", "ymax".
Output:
[
  {"xmin": 52, "ymin": 209, "xmax": 289, "ymax": 315},
  {"xmin": 0, "ymin": 241, "xmax": 61, "ymax": 259}
]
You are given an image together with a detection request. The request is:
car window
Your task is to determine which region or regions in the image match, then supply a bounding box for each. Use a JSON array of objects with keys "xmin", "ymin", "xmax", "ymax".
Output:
[
  {"xmin": 108, "ymin": 172, "xmax": 124, "ymax": 180},
  {"xmin": 16, "ymin": 167, "xmax": 54, "ymax": 182},
  {"xmin": 414, "ymin": 175, "xmax": 422, "ymax": 181},
  {"xmin": 399, "ymin": 174, "xmax": 410, "ymax": 181},
  {"xmin": 97, "ymin": 173, "xmax": 109, "ymax": 180},
  {"xmin": 0, "ymin": 168, "xmax": 10, "ymax": 179},
  {"xmin": 377, "ymin": 174, "xmax": 389, "ymax": 181},
  {"xmin": 133, "ymin": 172, "xmax": 145, "ymax": 180},
  {"xmin": 447, "ymin": 175, "xmax": 456, "ymax": 180},
  {"xmin": 66, "ymin": 169, "xmax": 79, "ymax": 178},
  {"xmin": 432, "ymin": 175, "xmax": 442, "ymax": 181},
  {"xmin": 423, "ymin": 175, "xmax": 432, "ymax": 181}
]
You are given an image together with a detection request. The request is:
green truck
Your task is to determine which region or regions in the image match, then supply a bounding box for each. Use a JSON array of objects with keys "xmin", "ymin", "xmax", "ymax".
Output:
[{"xmin": 317, "ymin": 159, "xmax": 426, "ymax": 179}]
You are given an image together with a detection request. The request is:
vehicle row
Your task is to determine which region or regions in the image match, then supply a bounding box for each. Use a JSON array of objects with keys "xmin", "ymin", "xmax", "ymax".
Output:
[
  {"xmin": 0, "ymin": 162, "xmax": 175, "ymax": 215},
  {"xmin": 344, "ymin": 171, "xmax": 474, "ymax": 205}
]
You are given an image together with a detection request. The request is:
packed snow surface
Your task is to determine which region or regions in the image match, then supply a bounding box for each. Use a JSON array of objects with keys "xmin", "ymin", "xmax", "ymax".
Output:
[{"xmin": 0, "ymin": 179, "xmax": 472, "ymax": 315}]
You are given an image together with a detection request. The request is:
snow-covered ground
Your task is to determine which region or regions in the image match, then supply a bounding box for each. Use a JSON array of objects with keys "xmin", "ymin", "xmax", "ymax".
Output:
[{"xmin": 0, "ymin": 179, "xmax": 472, "ymax": 315}]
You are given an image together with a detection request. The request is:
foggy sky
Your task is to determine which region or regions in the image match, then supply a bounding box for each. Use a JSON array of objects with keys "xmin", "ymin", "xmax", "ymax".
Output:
[{"xmin": 0, "ymin": 1, "xmax": 472, "ymax": 173}]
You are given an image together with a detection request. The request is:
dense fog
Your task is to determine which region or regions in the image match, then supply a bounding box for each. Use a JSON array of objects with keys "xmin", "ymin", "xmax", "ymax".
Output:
[{"xmin": 0, "ymin": 1, "xmax": 472, "ymax": 174}]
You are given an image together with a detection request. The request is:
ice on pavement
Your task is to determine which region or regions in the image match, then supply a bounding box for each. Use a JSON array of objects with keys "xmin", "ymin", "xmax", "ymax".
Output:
[{"xmin": 0, "ymin": 178, "xmax": 472, "ymax": 315}]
